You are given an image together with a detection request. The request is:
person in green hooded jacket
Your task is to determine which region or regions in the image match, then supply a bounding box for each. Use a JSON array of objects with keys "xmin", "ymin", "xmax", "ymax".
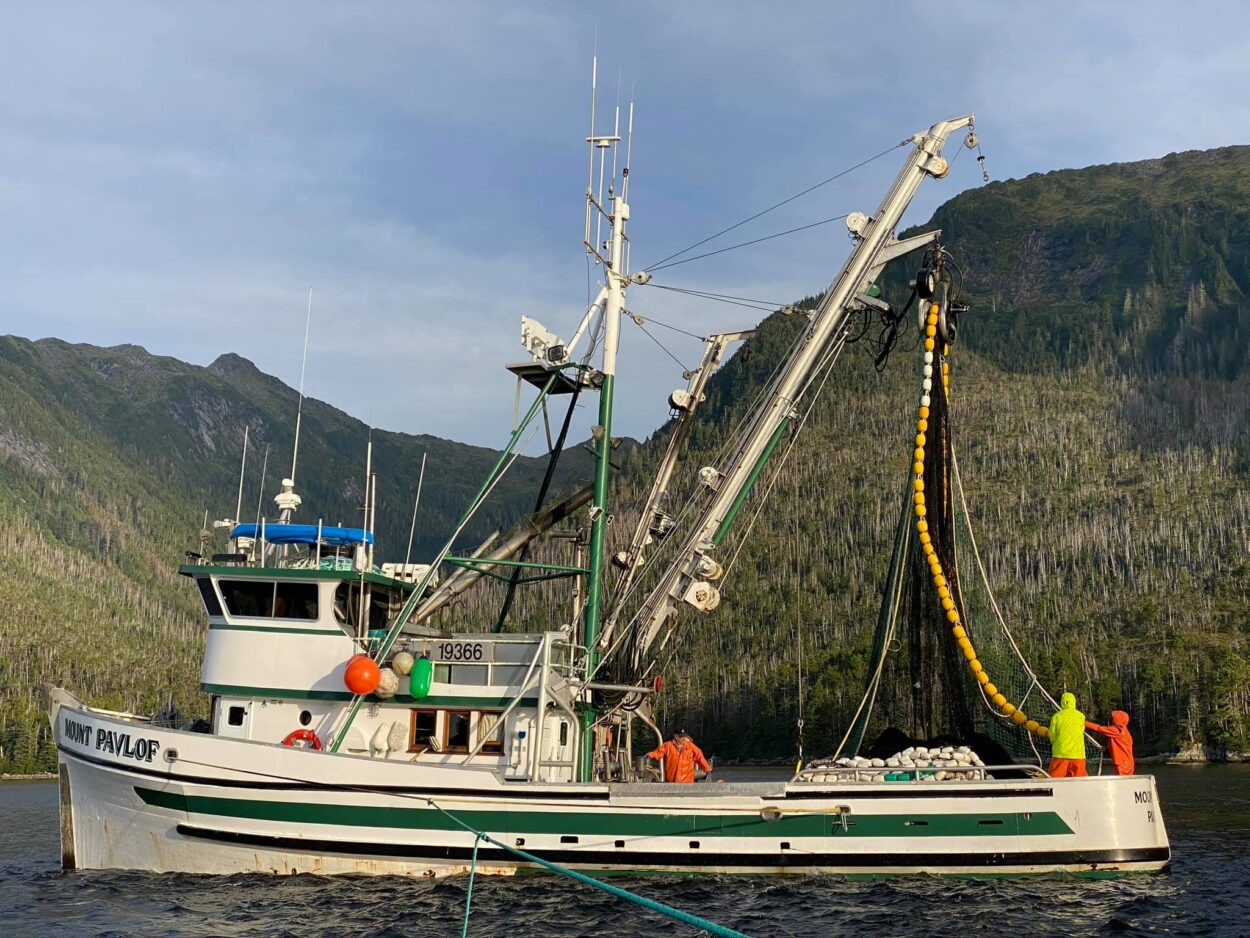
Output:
[{"xmin": 1047, "ymin": 692, "xmax": 1087, "ymax": 777}]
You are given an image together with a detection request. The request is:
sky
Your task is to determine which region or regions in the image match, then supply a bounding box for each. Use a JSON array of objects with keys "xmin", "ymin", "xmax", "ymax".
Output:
[{"xmin": 1, "ymin": 1, "xmax": 1247, "ymax": 450}]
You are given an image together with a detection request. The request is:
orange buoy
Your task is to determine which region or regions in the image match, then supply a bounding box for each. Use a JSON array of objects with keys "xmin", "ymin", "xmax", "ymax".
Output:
[{"xmin": 344, "ymin": 654, "xmax": 381, "ymax": 695}]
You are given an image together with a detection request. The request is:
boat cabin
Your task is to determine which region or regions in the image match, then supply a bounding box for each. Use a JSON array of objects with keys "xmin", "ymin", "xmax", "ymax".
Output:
[{"xmin": 180, "ymin": 522, "xmax": 583, "ymax": 782}]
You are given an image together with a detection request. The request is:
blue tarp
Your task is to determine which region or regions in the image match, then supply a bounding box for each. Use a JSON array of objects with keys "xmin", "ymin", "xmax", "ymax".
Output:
[{"xmin": 229, "ymin": 523, "xmax": 374, "ymax": 547}]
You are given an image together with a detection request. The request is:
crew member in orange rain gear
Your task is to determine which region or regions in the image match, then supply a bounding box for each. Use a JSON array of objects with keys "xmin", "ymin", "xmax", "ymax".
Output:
[
  {"xmin": 1047, "ymin": 692, "xmax": 1088, "ymax": 777},
  {"xmin": 1086, "ymin": 710, "xmax": 1135, "ymax": 775},
  {"xmin": 646, "ymin": 729, "xmax": 712, "ymax": 783}
]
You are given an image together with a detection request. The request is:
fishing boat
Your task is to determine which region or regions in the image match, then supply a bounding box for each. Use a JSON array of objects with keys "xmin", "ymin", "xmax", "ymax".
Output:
[{"xmin": 45, "ymin": 99, "xmax": 1170, "ymax": 877}]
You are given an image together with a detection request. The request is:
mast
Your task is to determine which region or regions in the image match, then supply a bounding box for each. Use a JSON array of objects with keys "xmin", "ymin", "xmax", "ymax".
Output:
[
  {"xmin": 578, "ymin": 98, "xmax": 628, "ymax": 778},
  {"xmin": 618, "ymin": 115, "xmax": 974, "ymax": 677}
]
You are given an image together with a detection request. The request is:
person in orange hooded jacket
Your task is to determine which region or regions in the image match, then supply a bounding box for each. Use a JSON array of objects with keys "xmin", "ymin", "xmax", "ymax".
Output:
[
  {"xmin": 647, "ymin": 729, "xmax": 712, "ymax": 783},
  {"xmin": 1085, "ymin": 710, "xmax": 1135, "ymax": 775}
]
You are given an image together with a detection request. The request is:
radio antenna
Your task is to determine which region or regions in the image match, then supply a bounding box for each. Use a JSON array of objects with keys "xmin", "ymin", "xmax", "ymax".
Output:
[
  {"xmin": 289, "ymin": 288, "xmax": 313, "ymax": 485},
  {"xmin": 254, "ymin": 444, "xmax": 270, "ymax": 525},
  {"xmin": 234, "ymin": 426, "xmax": 249, "ymax": 523},
  {"xmin": 404, "ymin": 452, "xmax": 428, "ymax": 569}
]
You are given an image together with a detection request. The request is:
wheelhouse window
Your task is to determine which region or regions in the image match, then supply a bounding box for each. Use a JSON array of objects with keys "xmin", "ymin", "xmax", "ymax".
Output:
[
  {"xmin": 274, "ymin": 582, "xmax": 318, "ymax": 619},
  {"xmin": 334, "ymin": 582, "xmax": 403, "ymax": 630},
  {"xmin": 219, "ymin": 580, "xmax": 317, "ymax": 620},
  {"xmin": 195, "ymin": 578, "xmax": 224, "ymax": 617}
]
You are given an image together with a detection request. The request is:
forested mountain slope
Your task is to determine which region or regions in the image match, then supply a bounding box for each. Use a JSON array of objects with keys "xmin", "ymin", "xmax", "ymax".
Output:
[
  {"xmin": 2, "ymin": 145, "xmax": 1247, "ymax": 772},
  {"xmin": 0, "ymin": 337, "xmax": 590, "ymax": 772},
  {"xmin": 651, "ymin": 145, "xmax": 1250, "ymax": 760}
]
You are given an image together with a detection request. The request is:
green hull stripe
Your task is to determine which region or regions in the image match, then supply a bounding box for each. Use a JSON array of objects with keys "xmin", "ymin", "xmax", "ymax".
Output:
[
  {"xmin": 135, "ymin": 787, "xmax": 1072, "ymax": 839},
  {"xmin": 200, "ymin": 683, "xmax": 537, "ymax": 708},
  {"xmin": 209, "ymin": 623, "xmax": 346, "ymax": 637}
]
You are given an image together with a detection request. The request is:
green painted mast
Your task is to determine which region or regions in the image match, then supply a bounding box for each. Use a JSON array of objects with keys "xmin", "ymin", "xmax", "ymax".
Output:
[{"xmin": 578, "ymin": 87, "xmax": 633, "ymax": 781}]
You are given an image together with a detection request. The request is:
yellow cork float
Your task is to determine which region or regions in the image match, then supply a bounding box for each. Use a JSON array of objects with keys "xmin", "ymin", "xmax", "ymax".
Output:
[{"xmin": 914, "ymin": 302, "xmax": 1049, "ymax": 740}]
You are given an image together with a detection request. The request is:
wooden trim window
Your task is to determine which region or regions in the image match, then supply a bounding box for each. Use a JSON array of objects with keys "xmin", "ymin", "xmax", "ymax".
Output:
[
  {"xmin": 477, "ymin": 712, "xmax": 504, "ymax": 753},
  {"xmin": 409, "ymin": 709, "xmax": 439, "ymax": 753},
  {"xmin": 408, "ymin": 708, "xmax": 506, "ymax": 755},
  {"xmin": 444, "ymin": 710, "xmax": 472, "ymax": 753}
]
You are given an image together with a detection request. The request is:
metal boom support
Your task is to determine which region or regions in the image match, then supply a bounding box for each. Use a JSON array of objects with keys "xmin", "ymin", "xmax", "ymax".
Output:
[{"xmin": 618, "ymin": 115, "xmax": 973, "ymax": 675}]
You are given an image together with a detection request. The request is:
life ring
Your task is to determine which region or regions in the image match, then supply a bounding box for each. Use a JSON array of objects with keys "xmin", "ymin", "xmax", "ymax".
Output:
[{"xmin": 281, "ymin": 728, "xmax": 323, "ymax": 750}]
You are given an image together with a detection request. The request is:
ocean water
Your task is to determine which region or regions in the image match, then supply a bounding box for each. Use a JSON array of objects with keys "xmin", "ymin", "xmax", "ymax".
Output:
[{"xmin": 1, "ymin": 765, "xmax": 1247, "ymax": 937}]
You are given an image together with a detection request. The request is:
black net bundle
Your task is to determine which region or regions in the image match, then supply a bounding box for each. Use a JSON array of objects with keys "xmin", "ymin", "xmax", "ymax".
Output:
[{"xmin": 900, "ymin": 359, "xmax": 1049, "ymax": 764}]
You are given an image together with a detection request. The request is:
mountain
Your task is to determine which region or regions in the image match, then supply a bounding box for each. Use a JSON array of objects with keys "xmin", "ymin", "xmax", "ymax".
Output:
[
  {"xmin": 651, "ymin": 145, "xmax": 1250, "ymax": 760},
  {"xmin": 3, "ymin": 144, "xmax": 1249, "ymax": 772},
  {"xmin": 0, "ymin": 336, "xmax": 593, "ymax": 772}
]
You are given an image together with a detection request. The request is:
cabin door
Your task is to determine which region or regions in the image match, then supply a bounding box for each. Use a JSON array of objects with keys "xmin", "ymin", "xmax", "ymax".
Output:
[{"xmin": 215, "ymin": 698, "xmax": 253, "ymax": 740}]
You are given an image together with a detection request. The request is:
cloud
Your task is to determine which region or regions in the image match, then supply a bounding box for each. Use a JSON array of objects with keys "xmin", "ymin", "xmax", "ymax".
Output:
[{"xmin": 0, "ymin": 1, "xmax": 1246, "ymax": 447}]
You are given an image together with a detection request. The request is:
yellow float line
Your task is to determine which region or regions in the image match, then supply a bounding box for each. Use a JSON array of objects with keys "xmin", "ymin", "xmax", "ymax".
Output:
[{"xmin": 914, "ymin": 302, "xmax": 1049, "ymax": 740}]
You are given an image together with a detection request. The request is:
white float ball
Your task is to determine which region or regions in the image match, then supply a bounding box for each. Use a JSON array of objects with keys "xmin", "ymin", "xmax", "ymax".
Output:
[{"xmin": 374, "ymin": 667, "xmax": 399, "ymax": 699}]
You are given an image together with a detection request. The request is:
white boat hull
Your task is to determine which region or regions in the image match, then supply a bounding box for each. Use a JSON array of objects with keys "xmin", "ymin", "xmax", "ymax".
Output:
[{"xmin": 50, "ymin": 691, "xmax": 1171, "ymax": 878}]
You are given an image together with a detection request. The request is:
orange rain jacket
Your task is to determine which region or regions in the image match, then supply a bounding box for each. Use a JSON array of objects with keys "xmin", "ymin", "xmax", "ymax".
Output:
[
  {"xmin": 1086, "ymin": 710, "xmax": 1135, "ymax": 775},
  {"xmin": 647, "ymin": 738, "xmax": 712, "ymax": 783}
]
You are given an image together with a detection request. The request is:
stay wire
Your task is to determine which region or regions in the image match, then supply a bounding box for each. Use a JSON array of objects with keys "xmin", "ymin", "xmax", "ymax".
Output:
[
  {"xmin": 642, "ymin": 140, "xmax": 909, "ymax": 271},
  {"xmin": 643, "ymin": 282, "xmax": 788, "ymax": 313},
  {"xmin": 623, "ymin": 305, "xmax": 710, "ymax": 341},
  {"xmin": 627, "ymin": 313, "xmax": 691, "ymax": 372},
  {"xmin": 649, "ymin": 213, "xmax": 850, "ymax": 273}
]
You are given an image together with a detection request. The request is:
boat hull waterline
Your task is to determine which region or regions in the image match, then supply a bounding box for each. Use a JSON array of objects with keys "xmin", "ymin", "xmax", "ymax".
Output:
[{"xmin": 52, "ymin": 695, "xmax": 1170, "ymax": 877}]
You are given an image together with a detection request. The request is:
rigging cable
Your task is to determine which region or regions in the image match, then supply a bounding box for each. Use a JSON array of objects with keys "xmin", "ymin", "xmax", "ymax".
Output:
[
  {"xmin": 642, "ymin": 140, "xmax": 910, "ymax": 271},
  {"xmin": 643, "ymin": 282, "xmax": 790, "ymax": 314},
  {"xmin": 626, "ymin": 312, "xmax": 692, "ymax": 372},
  {"xmin": 648, "ymin": 213, "xmax": 850, "ymax": 273}
]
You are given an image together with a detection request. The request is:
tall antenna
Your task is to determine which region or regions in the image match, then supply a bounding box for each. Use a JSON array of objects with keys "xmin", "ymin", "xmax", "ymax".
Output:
[
  {"xmin": 404, "ymin": 452, "xmax": 428, "ymax": 569},
  {"xmin": 623, "ymin": 93, "xmax": 635, "ymax": 201},
  {"xmin": 362, "ymin": 433, "xmax": 373, "ymax": 531},
  {"xmin": 254, "ymin": 444, "xmax": 270, "ymax": 525},
  {"xmin": 234, "ymin": 426, "xmax": 249, "ymax": 523},
  {"xmin": 587, "ymin": 53, "xmax": 600, "ymax": 251},
  {"xmin": 289, "ymin": 288, "xmax": 313, "ymax": 485}
]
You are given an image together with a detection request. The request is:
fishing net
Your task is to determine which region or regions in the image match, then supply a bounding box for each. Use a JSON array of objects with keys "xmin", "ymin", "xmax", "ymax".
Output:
[{"xmin": 841, "ymin": 295, "xmax": 1060, "ymax": 768}]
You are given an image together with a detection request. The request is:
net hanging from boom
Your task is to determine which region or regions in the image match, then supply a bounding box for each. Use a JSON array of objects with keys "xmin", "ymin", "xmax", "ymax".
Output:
[{"xmin": 842, "ymin": 270, "xmax": 1064, "ymax": 765}]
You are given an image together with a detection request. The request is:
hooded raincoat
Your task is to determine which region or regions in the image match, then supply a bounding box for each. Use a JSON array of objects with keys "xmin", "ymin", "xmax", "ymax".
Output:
[
  {"xmin": 1048, "ymin": 692, "xmax": 1086, "ymax": 760},
  {"xmin": 1086, "ymin": 710, "xmax": 1134, "ymax": 775},
  {"xmin": 647, "ymin": 737, "xmax": 711, "ymax": 783}
]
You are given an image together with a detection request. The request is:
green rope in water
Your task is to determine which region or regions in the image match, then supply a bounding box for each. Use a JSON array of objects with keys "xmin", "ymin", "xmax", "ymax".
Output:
[
  {"xmin": 427, "ymin": 798, "xmax": 750, "ymax": 938},
  {"xmin": 462, "ymin": 833, "xmax": 481, "ymax": 938}
]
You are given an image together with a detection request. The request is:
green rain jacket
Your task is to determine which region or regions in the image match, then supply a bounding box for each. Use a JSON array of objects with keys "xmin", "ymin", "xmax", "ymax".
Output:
[{"xmin": 1048, "ymin": 692, "xmax": 1087, "ymax": 760}]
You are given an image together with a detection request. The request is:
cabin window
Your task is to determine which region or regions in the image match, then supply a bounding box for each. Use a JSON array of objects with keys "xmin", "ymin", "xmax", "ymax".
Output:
[
  {"xmin": 491, "ymin": 664, "xmax": 529, "ymax": 687},
  {"xmin": 333, "ymin": 583, "xmax": 402, "ymax": 630},
  {"xmin": 448, "ymin": 665, "xmax": 488, "ymax": 685},
  {"xmin": 409, "ymin": 709, "xmax": 439, "ymax": 752},
  {"xmin": 408, "ymin": 708, "xmax": 504, "ymax": 755},
  {"xmin": 274, "ymin": 582, "xmax": 318, "ymax": 619},
  {"xmin": 227, "ymin": 706, "xmax": 246, "ymax": 726},
  {"xmin": 445, "ymin": 711, "xmax": 472, "ymax": 752},
  {"xmin": 477, "ymin": 712, "xmax": 504, "ymax": 753},
  {"xmin": 219, "ymin": 579, "xmax": 317, "ymax": 619},
  {"xmin": 431, "ymin": 664, "xmax": 490, "ymax": 685},
  {"xmin": 195, "ymin": 578, "xmax": 224, "ymax": 617},
  {"xmin": 558, "ymin": 721, "xmax": 569, "ymax": 747},
  {"xmin": 219, "ymin": 580, "xmax": 275, "ymax": 617}
]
